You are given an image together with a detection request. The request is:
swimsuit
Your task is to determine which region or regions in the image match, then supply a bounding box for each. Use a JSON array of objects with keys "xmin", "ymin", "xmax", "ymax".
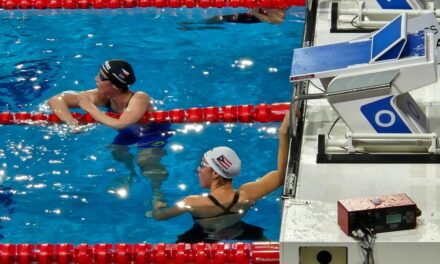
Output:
[
  {"xmin": 206, "ymin": 13, "xmax": 261, "ymax": 24},
  {"xmin": 219, "ymin": 13, "xmax": 261, "ymax": 24},
  {"xmin": 112, "ymin": 123, "xmax": 173, "ymax": 149},
  {"xmin": 176, "ymin": 221, "xmax": 266, "ymax": 243},
  {"xmin": 105, "ymin": 91, "xmax": 135, "ymax": 110},
  {"xmin": 192, "ymin": 192, "xmax": 240, "ymax": 220},
  {"xmin": 176, "ymin": 192, "xmax": 266, "ymax": 243},
  {"xmin": 108, "ymin": 93, "xmax": 173, "ymax": 149}
]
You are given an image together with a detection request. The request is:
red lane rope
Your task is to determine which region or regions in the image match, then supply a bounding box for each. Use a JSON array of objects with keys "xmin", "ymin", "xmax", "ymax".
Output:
[
  {"xmin": 0, "ymin": 102, "xmax": 289, "ymax": 125},
  {"xmin": 0, "ymin": 242, "xmax": 279, "ymax": 263},
  {"xmin": 1, "ymin": 0, "xmax": 305, "ymax": 9}
]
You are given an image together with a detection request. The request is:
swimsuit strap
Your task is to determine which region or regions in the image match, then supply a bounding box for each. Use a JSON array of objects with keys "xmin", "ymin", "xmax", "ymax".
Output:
[
  {"xmin": 125, "ymin": 91, "xmax": 135, "ymax": 108},
  {"xmin": 225, "ymin": 192, "xmax": 240, "ymax": 211},
  {"xmin": 207, "ymin": 194, "xmax": 228, "ymax": 211},
  {"xmin": 106, "ymin": 91, "xmax": 135, "ymax": 112},
  {"xmin": 207, "ymin": 192, "xmax": 240, "ymax": 213}
]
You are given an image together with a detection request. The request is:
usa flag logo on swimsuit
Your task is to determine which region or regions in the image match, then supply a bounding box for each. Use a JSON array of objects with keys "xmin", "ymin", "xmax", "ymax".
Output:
[{"xmin": 216, "ymin": 155, "xmax": 232, "ymax": 169}]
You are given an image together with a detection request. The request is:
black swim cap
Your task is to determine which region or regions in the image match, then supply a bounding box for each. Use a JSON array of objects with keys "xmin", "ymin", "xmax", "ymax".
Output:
[{"xmin": 100, "ymin": 59, "xmax": 136, "ymax": 90}]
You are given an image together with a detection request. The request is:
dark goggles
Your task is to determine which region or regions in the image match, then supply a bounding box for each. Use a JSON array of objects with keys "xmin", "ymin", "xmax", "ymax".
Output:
[
  {"xmin": 98, "ymin": 71, "xmax": 109, "ymax": 82},
  {"xmin": 199, "ymin": 160, "xmax": 210, "ymax": 169},
  {"xmin": 98, "ymin": 69, "xmax": 128, "ymax": 90}
]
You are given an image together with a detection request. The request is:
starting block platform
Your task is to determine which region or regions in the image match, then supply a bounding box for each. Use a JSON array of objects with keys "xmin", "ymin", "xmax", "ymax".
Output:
[{"xmin": 289, "ymin": 13, "xmax": 438, "ymax": 135}]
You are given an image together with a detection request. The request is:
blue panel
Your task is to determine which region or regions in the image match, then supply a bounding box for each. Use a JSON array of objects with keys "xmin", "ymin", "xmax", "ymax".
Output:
[
  {"xmin": 371, "ymin": 15, "xmax": 403, "ymax": 61},
  {"xmin": 290, "ymin": 40, "xmax": 371, "ymax": 78},
  {"xmin": 376, "ymin": 39, "xmax": 405, "ymax": 61},
  {"xmin": 377, "ymin": 0, "xmax": 412, "ymax": 9},
  {"xmin": 401, "ymin": 31, "xmax": 425, "ymax": 57},
  {"xmin": 360, "ymin": 96, "xmax": 411, "ymax": 133},
  {"xmin": 290, "ymin": 31, "xmax": 425, "ymax": 80}
]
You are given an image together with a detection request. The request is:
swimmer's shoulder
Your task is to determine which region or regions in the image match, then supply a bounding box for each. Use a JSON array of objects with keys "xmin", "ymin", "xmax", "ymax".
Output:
[
  {"xmin": 131, "ymin": 91, "xmax": 150, "ymax": 101},
  {"xmin": 127, "ymin": 91, "xmax": 152, "ymax": 110},
  {"xmin": 81, "ymin": 89, "xmax": 108, "ymax": 106},
  {"xmin": 236, "ymin": 188, "xmax": 257, "ymax": 205},
  {"xmin": 182, "ymin": 194, "xmax": 212, "ymax": 207}
]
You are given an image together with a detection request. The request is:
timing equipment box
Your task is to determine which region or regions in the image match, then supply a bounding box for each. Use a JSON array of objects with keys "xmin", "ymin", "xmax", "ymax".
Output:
[{"xmin": 338, "ymin": 193, "xmax": 420, "ymax": 236}]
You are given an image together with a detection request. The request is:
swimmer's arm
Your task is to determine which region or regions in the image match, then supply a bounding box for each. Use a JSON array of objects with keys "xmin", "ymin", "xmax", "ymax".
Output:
[
  {"xmin": 152, "ymin": 196, "xmax": 196, "ymax": 220},
  {"xmin": 80, "ymin": 92, "xmax": 150, "ymax": 130},
  {"xmin": 48, "ymin": 90, "xmax": 100, "ymax": 125},
  {"xmin": 239, "ymin": 112, "xmax": 290, "ymax": 201},
  {"xmin": 248, "ymin": 8, "xmax": 285, "ymax": 24}
]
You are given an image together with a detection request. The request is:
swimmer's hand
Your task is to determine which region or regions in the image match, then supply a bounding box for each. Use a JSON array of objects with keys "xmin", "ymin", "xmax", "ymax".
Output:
[
  {"xmin": 65, "ymin": 120, "xmax": 91, "ymax": 134},
  {"xmin": 154, "ymin": 200, "xmax": 168, "ymax": 210},
  {"xmin": 64, "ymin": 119, "xmax": 82, "ymax": 133},
  {"xmin": 145, "ymin": 203, "xmax": 167, "ymax": 218},
  {"xmin": 148, "ymin": 201, "xmax": 168, "ymax": 219},
  {"xmin": 70, "ymin": 125, "xmax": 85, "ymax": 134},
  {"xmin": 144, "ymin": 211, "xmax": 153, "ymax": 218},
  {"xmin": 69, "ymin": 124, "xmax": 93, "ymax": 134}
]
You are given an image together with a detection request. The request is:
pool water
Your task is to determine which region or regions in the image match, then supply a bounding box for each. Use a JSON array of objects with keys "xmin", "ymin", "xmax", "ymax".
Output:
[{"xmin": 0, "ymin": 8, "xmax": 304, "ymax": 243}]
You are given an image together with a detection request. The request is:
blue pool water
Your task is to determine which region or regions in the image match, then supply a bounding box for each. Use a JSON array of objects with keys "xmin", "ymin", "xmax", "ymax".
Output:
[{"xmin": 0, "ymin": 8, "xmax": 304, "ymax": 243}]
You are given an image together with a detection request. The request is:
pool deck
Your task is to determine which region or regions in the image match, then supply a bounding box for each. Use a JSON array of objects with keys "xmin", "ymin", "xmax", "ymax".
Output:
[{"xmin": 281, "ymin": 0, "xmax": 440, "ymax": 263}]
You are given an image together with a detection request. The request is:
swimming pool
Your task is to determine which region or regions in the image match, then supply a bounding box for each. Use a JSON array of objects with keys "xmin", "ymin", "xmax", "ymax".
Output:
[{"xmin": 0, "ymin": 8, "xmax": 304, "ymax": 244}]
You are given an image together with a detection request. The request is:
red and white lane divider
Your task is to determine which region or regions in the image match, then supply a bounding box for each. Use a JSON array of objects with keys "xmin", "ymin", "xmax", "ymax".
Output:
[
  {"xmin": 0, "ymin": 102, "xmax": 289, "ymax": 125},
  {"xmin": 0, "ymin": 242, "xmax": 279, "ymax": 264},
  {"xmin": 0, "ymin": 0, "xmax": 304, "ymax": 10}
]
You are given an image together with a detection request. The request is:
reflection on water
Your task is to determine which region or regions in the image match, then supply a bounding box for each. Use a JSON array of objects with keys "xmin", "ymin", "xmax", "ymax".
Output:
[
  {"xmin": 0, "ymin": 7, "xmax": 303, "ymax": 243},
  {"xmin": 0, "ymin": 185, "xmax": 15, "ymax": 239},
  {"xmin": 0, "ymin": 59, "xmax": 60, "ymax": 111}
]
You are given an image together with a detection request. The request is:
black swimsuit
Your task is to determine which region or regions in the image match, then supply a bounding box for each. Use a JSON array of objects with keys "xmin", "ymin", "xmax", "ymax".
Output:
[
  {"xmin": 177, "ymin": 192, "xmax": 266, "ymax": 243},
  {"xmin": 192, "ymin": 192, "xmax": 240, "ymax": 220}
]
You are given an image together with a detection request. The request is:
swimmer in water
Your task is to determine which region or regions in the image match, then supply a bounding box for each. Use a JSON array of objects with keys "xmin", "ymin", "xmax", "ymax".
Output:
[
  {"xmin": 48, "ymin": 59, "xmax": 172, "ymax": 207},
  {"xmin": 211, "ymin": 8, "xmax": 286, "ymax": 24},
  {"xmin": 177, "ymin": 8, "xmax": 286, "ymax": 31},
  {"xmin": 152, "ymin": 112, "xmax": 290, "ymax": 242}
]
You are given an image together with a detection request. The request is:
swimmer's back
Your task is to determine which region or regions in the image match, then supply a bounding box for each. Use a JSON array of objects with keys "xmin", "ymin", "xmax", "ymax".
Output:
[{"xmin": 186, "ymin": 190, "xmax": 254, "ymax": 233}]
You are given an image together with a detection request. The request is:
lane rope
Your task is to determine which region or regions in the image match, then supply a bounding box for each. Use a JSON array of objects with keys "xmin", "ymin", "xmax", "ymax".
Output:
[
  {"xmin": 1, "ymin": 0, "xmax": 304, "ymax": 9},
  {"xmin": 0, "ymin": 102, "xmax": 289, "ymax": 125},
  {"xmin": 0, "ymin": 242, "xmax": 279, "ymax": 264}
]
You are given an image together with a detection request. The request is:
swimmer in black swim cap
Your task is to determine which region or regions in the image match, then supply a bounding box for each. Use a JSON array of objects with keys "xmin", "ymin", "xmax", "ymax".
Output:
[
  {"xmin": 48, "ymin": 59, "xmax": 171, "ymax": 208},
  {"xmin": 100, "ymin": 60, "xmax": 136, "ymax": 90},
  {"xmin": 49, "ymin": 58, "xmax": 148, "ymax": 128}
]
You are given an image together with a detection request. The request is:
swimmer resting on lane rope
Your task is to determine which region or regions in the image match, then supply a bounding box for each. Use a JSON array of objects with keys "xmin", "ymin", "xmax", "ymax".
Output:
[
  {"xmin": 152, "ymin": 112, "xmax": 290, "ymax": 243},
  {"xmin": 48, "ymin": 59, "xmax": 172, "ymax": 206}
]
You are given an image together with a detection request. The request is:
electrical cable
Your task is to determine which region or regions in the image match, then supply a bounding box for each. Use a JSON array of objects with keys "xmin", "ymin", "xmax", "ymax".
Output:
[
  {"xmin": 350, "ymin": 15, "xmax": 367, "ymax": 29},
  {"xmin": 352, "ymin": 227, "xmax": 376, "ymax": 264},
  {"xmin": 327, "ymin": 117, "xmax": 340, "ymax": 139}
]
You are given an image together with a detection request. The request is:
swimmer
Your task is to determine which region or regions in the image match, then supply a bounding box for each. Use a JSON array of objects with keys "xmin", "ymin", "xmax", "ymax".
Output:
[
  {"xmin": 48, "ymin": 59, "xmax": 172, "ymax": 207},
  {"xmin": 177, "ymin": 8, "xmax": 286, "ymax": 31},
  {"xmin": 207, "ymin": 8, "xmax": 286, "ymax": 25},
  {"xmin": 152, "ymin": 112, "xmax": 290, "ymax": 242},
  {"xmin": 248, "ymin": 8, "xmax": 286, "ymax": 24}
]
